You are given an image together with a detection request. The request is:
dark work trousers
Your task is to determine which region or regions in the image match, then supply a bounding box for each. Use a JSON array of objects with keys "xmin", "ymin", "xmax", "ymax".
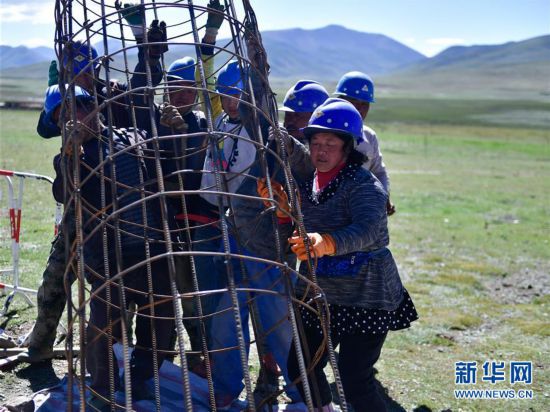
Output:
[
  {"xmin": 288, "ymin": 323, "xmax": 388, "ymax": 412},
  {"xmin": 172, "ymin": 253, "xmax": 203, "ymax": 367},
  {"xmin": 86, "ymin": 255, "xmax": 175, "ymax": 398}
]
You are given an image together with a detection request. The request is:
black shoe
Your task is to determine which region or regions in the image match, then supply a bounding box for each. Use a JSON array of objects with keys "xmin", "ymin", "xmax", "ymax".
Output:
[
  {"xmin": 130, "ymin": 379, "xmax": 156, "ymax": 401},
  {"xmin": 88, "ymin": 395, "xmax": 112, "ymax": 412},
  {"xmin": 16, "ymin": 347, "xmax": 54, "ymax": 363},
  {"xmin": 120, "ymin": 373, "xmax": 156, "ymax": 402},
  {"xmin": 253, "ymin": 366, "xmax": 280, "ymax": 408}
]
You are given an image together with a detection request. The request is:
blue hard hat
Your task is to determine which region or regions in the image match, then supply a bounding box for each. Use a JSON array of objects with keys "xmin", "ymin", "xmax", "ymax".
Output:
[
  {"xmin": 167, "ymin": 56, "xmax": 196, "ymax": 82},
  {"xmin": 280, "ymin": 80, "xmax": 329, "ymax": 112},
  {"xmin": 62, "ymin": 41, "xmax": 100, "ymax": 75},
  {"xmin": 43, "ymin": 84, "xmax": 94, "ymax": 128},
  {"xmin": 216, "ymin": 60, "xmax": 244, "ymax": 96},
  {"xmin": 334, "ymin": 71, "xmax": 376, "ymax": 103},
  {"xmin": 302, "ymin": 98, "xmax": 364, "ymax": 144}
]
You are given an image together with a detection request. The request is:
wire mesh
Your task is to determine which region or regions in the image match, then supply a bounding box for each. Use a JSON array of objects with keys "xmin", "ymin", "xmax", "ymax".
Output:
[{"xmin": 52, "ymin": 1, "xmax": 347, "ymax": 410}]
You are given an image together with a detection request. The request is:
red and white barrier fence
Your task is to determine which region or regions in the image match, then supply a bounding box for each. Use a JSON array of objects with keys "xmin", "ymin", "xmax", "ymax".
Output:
[{"xmin": 0, "ymin": 169, "xmax": 62, "ymax": 316}]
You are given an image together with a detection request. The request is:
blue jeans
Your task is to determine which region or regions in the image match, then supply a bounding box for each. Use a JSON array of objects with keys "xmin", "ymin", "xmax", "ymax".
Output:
[
  {"xmin": 192, "ymin": 223, "xmax": 226, "ymax": 344},
  {"xmin": 209, "ymin": 236, "xmax": 301, "ymax": 406}
]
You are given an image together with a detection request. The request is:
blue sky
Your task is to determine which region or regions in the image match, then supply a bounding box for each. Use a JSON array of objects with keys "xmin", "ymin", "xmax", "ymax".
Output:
[{"xmin": 0, "ymin": 0, "xmax": 548, "ymax": 56}]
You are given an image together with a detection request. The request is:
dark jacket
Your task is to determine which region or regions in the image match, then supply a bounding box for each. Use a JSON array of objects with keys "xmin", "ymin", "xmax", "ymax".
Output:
[
  {"xmin": 53, "ymin": 127, "xmax": 174, "ymax": 276},
  {"xmin": 37, "ymin": 48, "xmax": 163, "ymax": 138}
]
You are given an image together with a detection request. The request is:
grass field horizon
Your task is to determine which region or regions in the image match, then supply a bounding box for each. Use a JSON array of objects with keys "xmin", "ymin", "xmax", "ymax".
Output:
[{"xmin": 0, "ymin": 97, "xmax": 549, "ymax": 410}]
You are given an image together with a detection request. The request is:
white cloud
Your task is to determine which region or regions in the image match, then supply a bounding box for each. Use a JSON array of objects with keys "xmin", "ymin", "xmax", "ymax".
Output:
[
  {"xmin": 418, "ymin": 37, "xmax": 466, "ymax": 56},
  {"xmin": 0, "ymin": 2, "xmax": 54, "ymax": 24},
  {"xmin": 426, "ymin": 37, "xmax": 465, "ymax": 46}
]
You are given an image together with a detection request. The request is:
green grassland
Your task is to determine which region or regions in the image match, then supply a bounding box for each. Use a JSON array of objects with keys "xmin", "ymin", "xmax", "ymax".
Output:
[
  {"xmin": 1, "ymin": 98, "xmax": 549, "ymax": 410},
  {"xmin": 0, "ymin": 77, "xmax": 46, "ymax": 103},
  {"xmin": 375, "ymin": 62, "xmax": 550, "ymax": 103}
]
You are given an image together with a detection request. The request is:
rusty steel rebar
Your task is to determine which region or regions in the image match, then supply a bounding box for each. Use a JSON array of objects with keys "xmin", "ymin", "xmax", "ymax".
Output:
[{"xmin": 53, "ymin": 1, "xmax": 347, "ymax": 411}]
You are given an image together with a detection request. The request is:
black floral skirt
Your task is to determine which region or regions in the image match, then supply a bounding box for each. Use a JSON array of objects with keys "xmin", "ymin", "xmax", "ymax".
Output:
[{"xmin": 300, "ymin": 289, "xmax": 418, "ymax": 337}]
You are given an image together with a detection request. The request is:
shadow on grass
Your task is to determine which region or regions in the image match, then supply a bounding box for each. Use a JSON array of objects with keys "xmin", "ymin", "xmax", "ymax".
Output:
[
  {"xmin": 16, "ymin": 360, "xmax": 61, "ymax": 393},
  {"xmin": 330, "ymin": 368, "xmax": 433, "ymax": 412},
  {"xmin": 0, "ymin": 309, "xmax": 20, "ymax": 330}
]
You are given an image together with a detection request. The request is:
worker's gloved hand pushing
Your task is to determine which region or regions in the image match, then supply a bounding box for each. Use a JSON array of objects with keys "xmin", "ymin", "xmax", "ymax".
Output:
[
  {"xmin": 257, "ymin": 178, "xmax": 291, "ymax": 219},
  {"xmin": 160, "ymin": 103, "xmax": 188, "ymax": 132},
  {"xmin": 116, "ymin": 1, "xmax": 168, "ymax": 60},
  {"xmin": 206, "ymin": 0, "xmax": 225, "ymax": 32},
  {"xmin": 64, "ymin": 120, "xmax": 95, "ymax": 155},
  {"xmin": 116, "ymin": 2, "xmax": 146, "ymax": 39},
  {"xmin": 147, "ymin": 20, "xmax": 168, "ymax": 60},
  {"xmin": 48, "ymin": 61, "xmax": 59, "ymax": 86},
  {"xmin": 268, "ymin": 126, "xmax": 294, "ymax": 155}
]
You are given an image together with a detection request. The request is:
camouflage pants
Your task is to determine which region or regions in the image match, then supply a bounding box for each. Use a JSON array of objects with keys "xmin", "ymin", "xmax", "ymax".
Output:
[{"xmin": 29, "ymin": 219, "xmax": 75, "ymax": 351}]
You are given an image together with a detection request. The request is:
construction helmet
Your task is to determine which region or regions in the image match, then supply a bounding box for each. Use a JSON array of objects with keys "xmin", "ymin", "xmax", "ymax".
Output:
[
  {"xmin": 216, "ymin": 60, "xmax": 244, "ymax": 96},
  {"xmin": 167, "ymin": 56, "xmax": 196, "ymax": 82},
  {"xmin": 280, "ymin": 80, "xmax": 329, "ymax": 112},
  {"xmin": 43, "ymin": 84, "xmax": 94, "ymax": 127},
  {"xmin": 334, "ymin": 71, "xmax": 376, "ymax": 103},
  {"xmin": 302, "ymin": 98, "xmax": 364, "ymax": 144},
  {"xmin": 62, "ymin": 41, "xmax": 100, "ymax": 75}
]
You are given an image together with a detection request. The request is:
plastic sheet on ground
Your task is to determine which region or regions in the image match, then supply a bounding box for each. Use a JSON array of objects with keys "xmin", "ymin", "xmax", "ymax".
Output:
[{"xmin": 31, "ymin": 344, "xmax": 307, "ymax": 411}]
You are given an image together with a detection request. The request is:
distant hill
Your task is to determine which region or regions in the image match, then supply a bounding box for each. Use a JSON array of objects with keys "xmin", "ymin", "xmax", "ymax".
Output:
[
  {"xmin": 398, "ymin": 35, "xmax": 550, "ymax": 71},
  {"xmin": 1, "ymin": 29, "xmax": 549, "ymax": 101},
  {"xmin": 0, "ymin": 25, "xmax": 426, "ymax": 80},
  {"xmin": 378, "ymin": 35, "xmax": 550, "ymax": 100},
  {"xmin": 0, "ymin": 46, "xmax": 54, "ymax": 70},
  {"xmin": 259, "ymin": 25, "xmax": 426, "ymax": 79}
]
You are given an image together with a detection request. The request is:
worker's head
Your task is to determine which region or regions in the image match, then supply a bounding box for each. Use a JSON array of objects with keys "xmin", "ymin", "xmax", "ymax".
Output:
[
  {"xmin": 166, "ymin": 56, "xmax": 198, "ymax": 114},
  {"xmin": 216, "ymin": 60, "xmax": 244, "ymax": 119},
  {"xmin": 302, "ymin": 98, "xmax": 365, "ymax": 172},
  {"xmin": 280, "ymin": 80, "xmax": 329, "ymax": 142},
  {"xmin": 43, "ymin": 84, "xmax": 96, "ymax": 128},
  {"xmin": 62, "ymin": 41, "xmax": 101, "ymax": 92},
  {"xmin": 334, "ymin": 71, "xmax": 375, "ymax": 120}
]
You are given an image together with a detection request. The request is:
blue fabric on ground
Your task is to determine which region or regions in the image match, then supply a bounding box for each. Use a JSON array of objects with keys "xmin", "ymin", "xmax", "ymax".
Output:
[{"xmin": 32, "ymin": 344, "xmax": 307, "ymax": 411}]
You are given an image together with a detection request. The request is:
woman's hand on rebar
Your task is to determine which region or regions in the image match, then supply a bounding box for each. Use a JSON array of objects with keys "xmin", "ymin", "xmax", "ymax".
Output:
[{"xmin": 288, "ymin": 232, "xmax": 336, "ymax": 261}]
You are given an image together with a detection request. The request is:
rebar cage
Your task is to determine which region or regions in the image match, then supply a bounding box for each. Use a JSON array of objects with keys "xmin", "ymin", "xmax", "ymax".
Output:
[{"xmin": 53, "ymin": 1, "xmax": 346, "ymax": 410}]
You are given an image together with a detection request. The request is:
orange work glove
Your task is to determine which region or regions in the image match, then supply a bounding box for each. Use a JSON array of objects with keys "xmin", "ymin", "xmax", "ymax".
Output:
[
  {"xmin": 288, "ymin": 232, "xmax": 336, "ymax": 261},
  {"xmin": 386, "ymin": 198, "xmax": 396, "ymax": 216},
  {"xmin": 257, "ymin": 178, "xmax": 291, "ymax": 219}
]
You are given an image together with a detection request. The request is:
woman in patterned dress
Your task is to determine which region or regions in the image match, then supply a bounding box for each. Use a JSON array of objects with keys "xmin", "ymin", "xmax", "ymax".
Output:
[{"xmin": 287, "ymin": 98, "xmax": 418, "ymax": 412}]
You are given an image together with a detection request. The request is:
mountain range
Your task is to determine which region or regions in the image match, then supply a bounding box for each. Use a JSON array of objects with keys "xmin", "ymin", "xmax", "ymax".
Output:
[
  {"xmin": 1, "ymin": 25, "xmax": 548, "ymax": 100},
  {"xmin": 0, "ymin": 45, "xmax": 54, "ymax": 69}
]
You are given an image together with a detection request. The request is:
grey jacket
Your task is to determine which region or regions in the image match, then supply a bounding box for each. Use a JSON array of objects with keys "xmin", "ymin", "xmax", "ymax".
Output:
[{"xmin": 358, "ymin": 125, "xmax": 389, "ymax": 192}]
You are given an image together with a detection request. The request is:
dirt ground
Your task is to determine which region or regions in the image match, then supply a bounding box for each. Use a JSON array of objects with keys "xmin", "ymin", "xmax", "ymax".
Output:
[
  {"xmin": 0, "ymin": 357, "xmax": 66, "ymax": 411},
  {"xmin": 1, "ymin": 261, "xmax": 548, "ymax": 410},
  {"xmin": 484, "ymin": 261, "xmax": 550, "ymax": 304}
]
